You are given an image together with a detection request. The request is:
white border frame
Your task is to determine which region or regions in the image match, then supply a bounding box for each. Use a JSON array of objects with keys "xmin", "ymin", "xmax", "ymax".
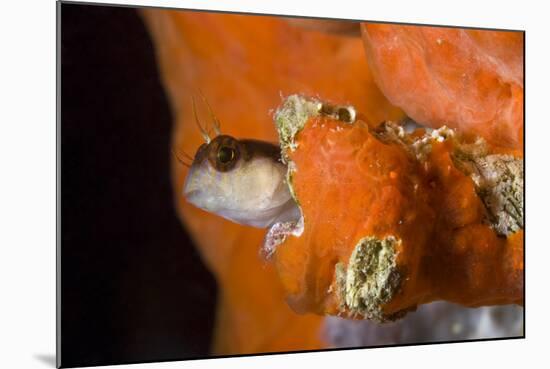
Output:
[{"xmin": 1, "ymin": 0, "xmax": 547, "ymax": 368}]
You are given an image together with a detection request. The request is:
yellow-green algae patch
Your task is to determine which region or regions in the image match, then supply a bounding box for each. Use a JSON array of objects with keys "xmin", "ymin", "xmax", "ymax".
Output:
[
  {"xmin": 336, "ymin": 236, "xmax": 401, "ymax": 322},
  {"xmin": 274, "ymin": 94, "xmax": 323, "ymax": 157},
  {"xmin": 453, "ymin": 142, "xmax": 524, "ymax": 236}
]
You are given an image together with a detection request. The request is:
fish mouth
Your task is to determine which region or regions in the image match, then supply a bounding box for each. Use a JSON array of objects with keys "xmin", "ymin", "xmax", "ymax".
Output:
[
  {"xmin": 183, "ymin": 169, "xmax": 201, "ymax": 202},
  {"xmin": 183, "ymin": 188, "xmax": 202, "ymax": 204},
  {"xmin": 183, "ymin": 186, "xmax": 217, "ymax": 212}
]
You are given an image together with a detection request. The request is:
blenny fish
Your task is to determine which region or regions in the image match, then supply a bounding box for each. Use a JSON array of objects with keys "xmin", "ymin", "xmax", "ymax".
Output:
[{"xmin": 179, "ymin": 96, "xmax": 300, "ymax": 228}]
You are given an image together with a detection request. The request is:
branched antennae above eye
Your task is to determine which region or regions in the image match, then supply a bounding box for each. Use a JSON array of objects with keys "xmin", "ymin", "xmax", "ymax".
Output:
[
  {"xmin": 172, "ymin": 147, "xmax": 192, "ymax": 167},
  {"xmin": 198, "ymin": 90, "xmax": 222, "ymax": 136},
  {"xmin": 192, "ymin": 96, "xmax": 211, "ymax": 144}
]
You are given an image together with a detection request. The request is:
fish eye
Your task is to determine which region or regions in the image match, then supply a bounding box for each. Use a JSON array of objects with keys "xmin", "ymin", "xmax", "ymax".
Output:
[
  {"xmin": 208, "ymin": 135, "xmax": 241, "ymax": 171},
  {"xmin": 217, "ymin": 146, "xmax": 236, "ymax": 164}
]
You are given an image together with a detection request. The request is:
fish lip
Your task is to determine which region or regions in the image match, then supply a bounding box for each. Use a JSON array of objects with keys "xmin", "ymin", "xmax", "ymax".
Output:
[
  {"xmin": 184, "ymin": 189, "xmax": 200, "ymax": 199},
  {"xmin": 183, "ymin": 186, "xmax": 203, "ymax": 205}
]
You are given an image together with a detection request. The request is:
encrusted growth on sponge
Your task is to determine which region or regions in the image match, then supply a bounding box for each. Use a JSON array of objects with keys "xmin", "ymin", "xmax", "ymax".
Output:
[
  {"xmin": 372, "ymin": 121, "xmax": 456, "ymax": 161},
  {"xmin": 336, "ymin": 236, "xmax": 401, "ymax": 322},
  {"xmin": 454, "ymin": 150, "xmax": 524, "ymax": 236},
  {"xmin": 274, "ymin": 95, "xmax": 322, "ymax": 158}
]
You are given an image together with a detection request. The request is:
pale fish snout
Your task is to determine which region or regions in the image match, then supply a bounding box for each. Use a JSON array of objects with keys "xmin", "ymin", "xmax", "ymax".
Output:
[
  {"xmin": 182, "ymin": 166, "xmax": 219, "ymax": 212},
  {"xmin": 183, "ymin": 167, "xmax": 203, "ymax": 206}
]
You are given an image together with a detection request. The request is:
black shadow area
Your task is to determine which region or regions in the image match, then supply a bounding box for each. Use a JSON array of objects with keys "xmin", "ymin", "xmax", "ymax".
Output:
[{"xmin": 60, "ymin": 3, "xmax": 217, "ymax": 367}]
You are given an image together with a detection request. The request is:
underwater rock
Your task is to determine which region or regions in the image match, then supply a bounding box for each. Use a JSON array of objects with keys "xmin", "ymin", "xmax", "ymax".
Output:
[{"xmin": 272, "ymin": 95, "xmax": 523, "ymax": 321}]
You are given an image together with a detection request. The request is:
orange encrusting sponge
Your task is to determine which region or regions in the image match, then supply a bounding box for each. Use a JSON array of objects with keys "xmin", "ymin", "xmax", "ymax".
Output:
[{"xmin": 273, "ymin": 99, "xmax": 523, "ymax": 321}]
